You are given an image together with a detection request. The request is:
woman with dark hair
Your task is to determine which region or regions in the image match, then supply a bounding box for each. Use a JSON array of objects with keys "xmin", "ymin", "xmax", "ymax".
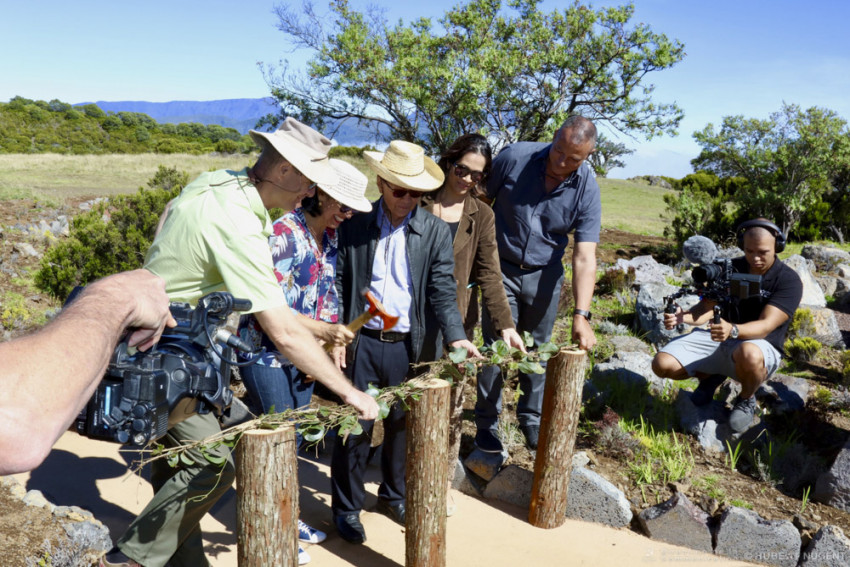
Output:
[
  {"xmin": 421, "ymin": 134, "xmax": 525, "ymax": 357},
  {"xmin": 421, "ymin": 134, "xmax": 526, "ymax": 516},
  {"xmin": 239, "ymin": 158, "xmax": 371, "ymax": 565}
]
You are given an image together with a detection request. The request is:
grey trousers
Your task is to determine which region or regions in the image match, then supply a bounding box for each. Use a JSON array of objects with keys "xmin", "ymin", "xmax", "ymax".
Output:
[{"xmin": 476, "ymin": 260, "xmax": 564, "ymax": 429}]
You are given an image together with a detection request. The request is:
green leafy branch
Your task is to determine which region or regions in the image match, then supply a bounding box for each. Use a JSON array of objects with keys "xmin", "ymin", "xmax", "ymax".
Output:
[
  {"xmin": 130, "ymin": 381, "xmax": 426, "ymax": 473},
  {"xmin": 131, "ymin": 333, "xmax": 569, "ymax": 473}
]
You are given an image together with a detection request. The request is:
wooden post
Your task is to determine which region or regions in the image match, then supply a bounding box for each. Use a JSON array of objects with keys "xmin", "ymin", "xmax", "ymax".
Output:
[
  {"xmin": 528, "ymin": 348, "xmax": 588, "ymax": 528},
  {"xmin": 405, "ymin": 377, "xmax": 451, "ymax": 567},
  {"xmin": 235, "ymin": 425, "xmax": 299, "ymax": 567}
]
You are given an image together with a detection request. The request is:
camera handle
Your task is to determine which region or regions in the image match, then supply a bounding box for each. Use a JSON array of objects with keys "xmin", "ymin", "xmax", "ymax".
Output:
[
  {"xmin": 713, "ymin": 305, "xmax": 722, "ymax": 325},
  {"xmin": 663, "ymin": 295, "xmax": 686, "ymax": 333}
]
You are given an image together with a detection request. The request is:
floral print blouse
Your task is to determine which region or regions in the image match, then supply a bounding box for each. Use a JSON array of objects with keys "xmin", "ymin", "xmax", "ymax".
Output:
[{"xmin": 240, "ymin": 209, "xmax": 339, "ymax": 366}]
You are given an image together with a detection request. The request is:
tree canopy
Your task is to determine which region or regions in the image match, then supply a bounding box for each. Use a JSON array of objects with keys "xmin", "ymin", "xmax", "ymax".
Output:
[
  {"xmin": 692, "ymin": 103, "xmax": 850, "ymax": 237},
  {"xmin": 586, "ymin": 133, "xmax": 636, "ymax": 177},
  {"xmin": 262, "ymin": 0, "xmax": 685, "ymax": 154}
]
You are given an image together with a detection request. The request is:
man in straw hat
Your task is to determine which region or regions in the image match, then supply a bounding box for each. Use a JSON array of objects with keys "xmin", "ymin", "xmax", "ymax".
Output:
[
  {"xmin": 102, "ymin": 118, "xmax": 378, "ymax": 567},
  {"xmin": 329, "ymin": 140, "xmax": 481, "ymax": 544}
]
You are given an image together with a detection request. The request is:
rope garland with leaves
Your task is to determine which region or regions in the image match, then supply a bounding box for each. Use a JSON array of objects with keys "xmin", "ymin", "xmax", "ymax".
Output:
[{"xmin": 129, "ymin": 333, "xmax": 568, "ymax": 473}]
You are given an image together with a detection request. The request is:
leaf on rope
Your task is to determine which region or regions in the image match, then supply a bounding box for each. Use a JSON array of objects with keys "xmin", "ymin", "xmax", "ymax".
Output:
[
  {"xmin": 463, "ymin": 361, "xmax": 477, "ymax": 376},
  {"xmin": 302, "ymin": 425, "xmax": 326, "ymax": 443},
  {"xmin": 377, "ymin": 400, "xmax": 390, "ymax": 420},
  {"xmin": 448, "ymin": 346, "xmax": 468, "ymax": 364},
  {"xmin": 518, "ymin": 361, "xmax": 545, "ymax": 375},
  {"xmin": 441, "ymin": 363, "xmax": 462, "ymax": 384},
  {"xmin": 167, "ymin": 453, "xmax": 179, "ymax": 468},
  {"xmin": 205, "ymin": 453, "xmax": 228, "ymax": 465},
  {"xmin": 522, "ymin": 331, "xmax": 535, "ymax": 348},
  {"xmin": 538, "ymin": 342, "xmax": 559, "ymax": 354},
  {"xmin": 180, "ymin": 452, "xmax": 196, "ymax": 466}
]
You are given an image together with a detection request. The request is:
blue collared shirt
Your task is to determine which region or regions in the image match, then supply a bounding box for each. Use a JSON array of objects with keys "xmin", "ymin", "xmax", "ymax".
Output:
[
  {"xmin": 486, "ymin": 142, "xmax": 602, "ymax": 268},
  {"xmin": 364, "ymin": 200, "xmax": 412, "ymax": 332}
]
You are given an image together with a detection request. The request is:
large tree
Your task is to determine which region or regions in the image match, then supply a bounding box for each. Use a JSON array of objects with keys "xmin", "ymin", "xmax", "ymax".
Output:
[
  {"xmin": 586, "ymin": 133, "xmax": 635, "ymax": 177},
  {"xmin": 261, "ymin": 0, "xmax": 685, "ymax": 154},
  {"xmin": 691, "ymin": 103, "xmax": 850, "ymax": 237}
]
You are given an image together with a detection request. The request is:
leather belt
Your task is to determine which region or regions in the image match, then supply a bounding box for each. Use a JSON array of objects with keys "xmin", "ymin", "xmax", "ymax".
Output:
[
  {"xmin": 505, "ymin": 259, "xmax": 545, "ymax": 271},
  {"xmin": 360, "ymin": 327, "xmax": 410, "ymax": 343}
]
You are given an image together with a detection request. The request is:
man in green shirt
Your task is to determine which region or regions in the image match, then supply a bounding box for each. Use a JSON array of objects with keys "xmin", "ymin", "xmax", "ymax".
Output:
[{"xmin": 103, "ymin": 118, "xmax": 378, "ymax": 567}]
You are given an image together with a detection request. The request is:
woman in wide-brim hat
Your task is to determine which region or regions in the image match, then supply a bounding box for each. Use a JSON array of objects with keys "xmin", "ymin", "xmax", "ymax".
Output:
[{"xmin": 239, "ymin": 158, "xmax": 370, "ymax": 564}]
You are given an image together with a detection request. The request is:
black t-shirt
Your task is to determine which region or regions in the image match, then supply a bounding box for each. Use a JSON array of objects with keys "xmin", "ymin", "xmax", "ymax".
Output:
[{"xmin": 726, "ymin": 257, "xmax": 803, "ymax": 353}]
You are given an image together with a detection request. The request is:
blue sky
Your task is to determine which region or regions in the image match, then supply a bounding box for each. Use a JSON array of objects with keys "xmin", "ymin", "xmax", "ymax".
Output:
[{"xmin": 2, "ymin": 0, "xmax": 849, "ymax": 178}]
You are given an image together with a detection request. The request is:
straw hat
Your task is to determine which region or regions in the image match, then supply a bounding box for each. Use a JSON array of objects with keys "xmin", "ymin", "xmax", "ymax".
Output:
[
  {"xmin": 249, "ymin": 117, "xmax": 338, "ymax": 186},
  {"xmin": 364, "ymin": 141, "xmax": 444, "ymax": 191},
  {"xmin": 318, "ymin": 159, "xmax": 372, "ymax": 213}
]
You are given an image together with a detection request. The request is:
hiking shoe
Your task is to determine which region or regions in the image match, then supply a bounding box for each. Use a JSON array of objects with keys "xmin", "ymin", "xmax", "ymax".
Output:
[
  {"xmin": 520, "ymin": 424, "xmax": 540, "ymax": 450},
  {"xmin": 729, "ymin": 395, "xmax": 757, "ymax": 433},
  {"xmin": 298, "ymin": 545, "xmax": 311, "ymax": 565},
  {"xmin": 474, "ymin": 428, "xmax": 504, "ymax": 453},
  {"xmin": 99, "ymin": 548, "xmax": 142, "ymax": 567},
  {"xmin": 690, "ymin": 374, "xmax": 727, "ymax": 406},
  {"xmin": 298, "ymin": 519, "xmax": 327, "ymax": 544}
]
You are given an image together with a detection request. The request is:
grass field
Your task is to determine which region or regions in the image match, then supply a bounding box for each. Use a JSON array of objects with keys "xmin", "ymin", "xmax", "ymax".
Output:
[{"xmin": 0, "ymin": 153, "xmax": 671, "ymax": 236}]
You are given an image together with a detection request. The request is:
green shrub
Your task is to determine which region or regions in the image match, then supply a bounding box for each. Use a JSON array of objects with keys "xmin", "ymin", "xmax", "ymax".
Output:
[
  {"xmin": 328, "ymin": 144, "xmax": 377, "ymax": 158},
  {"xmin": 784, "ymin": 337, "xmax": 822, "ymax": 362},
  {"xmin": 34, "ymin": 166, "xmax": 188, "ymax": 300},
  {"xmin": 787, "ymin": 308, "xmax": 816, "ymax": 339},
  {"xmin": 596, "ymin": 265, "xmax": 636, "ymax": 295}
]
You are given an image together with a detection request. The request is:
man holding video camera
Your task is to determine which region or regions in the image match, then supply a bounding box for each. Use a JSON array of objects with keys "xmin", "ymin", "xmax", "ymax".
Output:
[
  {"xmin": 103, "ymin": 119, "xmax": 378, "ymax": 567},
  {"xmin": 0, "ymin": 270, "xmax": 174, "ymax": 476},
  {"xmin": 652, "ymin": 219, "xmax": 803, "ymax": 433}
]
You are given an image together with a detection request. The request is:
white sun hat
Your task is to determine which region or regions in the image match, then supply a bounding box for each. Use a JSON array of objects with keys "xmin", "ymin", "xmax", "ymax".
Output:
[
  {"xmin": 363, "ymin": 140, "xmax": 444, "ymax": 191},
  {"xmin": 249, "ymin": 117, "xmax": 338, "ymax": 186},
  {"xmin": 317, "ymin": 159, "xmax": 372, "ymax": 213}
]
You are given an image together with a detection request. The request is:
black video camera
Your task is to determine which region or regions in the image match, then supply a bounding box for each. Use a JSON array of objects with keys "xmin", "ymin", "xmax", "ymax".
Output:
[
  {"xmin": 665, "ymin": 235, "xmax": 765, "ymax": 315},
  {"xmin": 75, "ymin": 291, "xmax": 256, "ymax": 446}
]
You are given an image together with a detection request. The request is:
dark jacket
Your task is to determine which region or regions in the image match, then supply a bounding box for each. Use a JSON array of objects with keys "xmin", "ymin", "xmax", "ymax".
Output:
[
  {"xmin": 335, "ymin": 199, "xmax": 466, "ymax": 363},
  {"xmin": 421, "ymin": 192, "xmax": 514, "ymax": 338}
]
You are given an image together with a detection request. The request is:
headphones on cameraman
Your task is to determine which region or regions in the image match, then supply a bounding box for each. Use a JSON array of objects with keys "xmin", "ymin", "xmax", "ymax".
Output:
[{"xmin": 735, "ymin": 219, "xmax": 786, "ymax": 253}]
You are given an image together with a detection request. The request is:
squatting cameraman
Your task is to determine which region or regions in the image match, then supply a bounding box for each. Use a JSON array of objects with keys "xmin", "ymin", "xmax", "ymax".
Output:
[
  {"xmin": 0, "ymin": 270, "xmax": 174, "ymax": 475},
  {"xmin": 651, "ymin": 219, "xmax": 803, "ymax": 433}
]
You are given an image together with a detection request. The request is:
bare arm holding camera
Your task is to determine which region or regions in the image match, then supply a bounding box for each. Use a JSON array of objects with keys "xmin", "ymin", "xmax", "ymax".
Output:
[
  {"xmin": 664, "ymin": 300, "xmax": 717, "ymax": 329},
  {"xmin": 0, "ymin": 269, "xmax": 174, "ymax": 474}
]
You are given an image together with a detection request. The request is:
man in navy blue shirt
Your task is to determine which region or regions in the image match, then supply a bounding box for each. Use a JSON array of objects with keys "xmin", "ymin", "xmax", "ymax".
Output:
[{"xmin": 477, "ymin": 115, "xmax": 601, "ymax": 451}]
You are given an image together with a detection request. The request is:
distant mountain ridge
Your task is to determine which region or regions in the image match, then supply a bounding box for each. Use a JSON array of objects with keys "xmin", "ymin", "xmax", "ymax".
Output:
[
  {"xmin": 79, "ymin": 98, "xmax": 280, "ymax": 134},
  {"xmin": 78, "ymin": 98, "xmax": 383, "ymax": 146}
]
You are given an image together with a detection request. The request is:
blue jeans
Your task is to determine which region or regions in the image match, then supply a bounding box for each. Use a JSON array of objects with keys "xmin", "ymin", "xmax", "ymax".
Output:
[{"xmin": 241, "ymin": 362, "xmax": 314, "ymax": 447}]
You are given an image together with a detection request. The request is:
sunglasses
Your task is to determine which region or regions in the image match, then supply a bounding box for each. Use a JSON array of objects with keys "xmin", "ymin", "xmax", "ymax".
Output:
[
  {"xmin": 330, "ymin": 200, "xmax": 353, "ymax": 214},
  {"xmin": 452, "ymin": 162, "xmax": 485, "ymax": 184},
  {"xmin": 390, "ymin": 188, "xmax": 424, "ymax": 199}
]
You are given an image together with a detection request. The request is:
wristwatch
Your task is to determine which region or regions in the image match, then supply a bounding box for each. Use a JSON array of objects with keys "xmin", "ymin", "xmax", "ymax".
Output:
[
  {"xmin": 573, "ymin": 309, "xmax": 592, "ymax": 321},
  {"xmin": 730, "ymin": 324, "xmax": 739, "ymax": 339}
]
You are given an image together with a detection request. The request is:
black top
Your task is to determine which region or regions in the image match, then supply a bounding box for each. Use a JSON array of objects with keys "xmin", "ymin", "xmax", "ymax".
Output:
[
  {"xmin": 727, "ymin": 257, "xmax": 803, "ymax": 353},
  {"xmin": 446, "ymin": 221, "xmax": 459, "ymax": 242}
]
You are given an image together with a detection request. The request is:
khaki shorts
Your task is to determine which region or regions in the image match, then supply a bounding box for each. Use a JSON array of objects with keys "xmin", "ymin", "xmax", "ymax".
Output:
[{"xmin": 659, "ymin": 328, "xmax": 781, "ymax": 380}]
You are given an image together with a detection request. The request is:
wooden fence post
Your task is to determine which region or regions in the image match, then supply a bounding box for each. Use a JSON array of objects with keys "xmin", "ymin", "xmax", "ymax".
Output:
[
  {"xmin": 405, "ymin": 377, "xmax": 451, "ymax": 567},
  {"xmin": 236, "ymin": 425, "xmax": 299, "ymax": 567},
  {"xmin": 528, "ymin": 348, "xmax": 588, "ymax": 528}
]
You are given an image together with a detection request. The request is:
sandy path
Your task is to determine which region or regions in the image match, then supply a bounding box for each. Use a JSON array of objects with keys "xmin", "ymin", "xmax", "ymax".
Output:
[{"xmin": 13, "ymin": 432, "xmax": 754, "ymax": 566}]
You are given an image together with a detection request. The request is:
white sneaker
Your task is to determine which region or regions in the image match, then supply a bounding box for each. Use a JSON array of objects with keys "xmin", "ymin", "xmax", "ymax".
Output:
[
  {"xmin": 298, "ymin": 519, "xmax": 327, "ymax": 544},
  {"xmin": 298, "ymin": 545, "xmax": 311, "ymax": 565}
]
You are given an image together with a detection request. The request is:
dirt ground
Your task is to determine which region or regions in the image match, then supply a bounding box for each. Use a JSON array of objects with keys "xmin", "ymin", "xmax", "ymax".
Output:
[{"xmin": 1, "ymin": 197, "xmax": 849, "ymax": 564}]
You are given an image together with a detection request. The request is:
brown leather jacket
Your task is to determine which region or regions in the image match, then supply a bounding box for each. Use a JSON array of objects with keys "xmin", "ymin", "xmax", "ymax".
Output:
[{"xmin": 421, "ymin": 192, "xmax": 514, "ymax": 339}]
